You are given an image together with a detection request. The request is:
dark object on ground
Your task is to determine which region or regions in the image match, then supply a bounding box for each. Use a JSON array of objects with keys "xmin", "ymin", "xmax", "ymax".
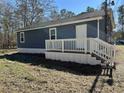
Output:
[{"xmin": 115, "ymin": 40, "xmax": 124, "ymax": 45}]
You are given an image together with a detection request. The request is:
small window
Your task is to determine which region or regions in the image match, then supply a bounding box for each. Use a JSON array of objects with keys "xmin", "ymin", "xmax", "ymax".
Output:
[
  {"xmin": 49, "ymin": 28, "xmax": 57, "ymax": 40},
  {"xmin": 20, "ymin": 32, "xmax": 25, "ymax": 43}
]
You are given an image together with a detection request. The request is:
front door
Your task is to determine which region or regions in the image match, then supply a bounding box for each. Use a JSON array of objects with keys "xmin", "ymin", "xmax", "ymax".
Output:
[
  {"xmin": 76, "ymin": 24, "xmax": 87, "ymax": 39},
  {"xmin": 76, "ymin": 24, "xmax": 87, "ymax": 49}
]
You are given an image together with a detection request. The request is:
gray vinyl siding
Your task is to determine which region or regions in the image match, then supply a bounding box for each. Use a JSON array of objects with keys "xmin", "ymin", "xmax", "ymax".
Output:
[
  {"xmin": 99, "ymin": 19, "xmax": 106, "ymax": 41},
  {"xmin": 86, "ymin": 19, "xmax": 106, "ymax": 41},
  {"xmin": 17, "ymin": 24, "xmax": 76, "ymax": 49},
  {"xmin": 17, "ymin": 19, "xmax": 106, "ymax": 49},
  {"xmin": 17, "ymin": 28, "xmax": 49, "ymax": 48},
  {"xmin": 87, "ymin": 21, "xmax": 97, "ymax": 38},
  {"xmin": 87, "ymin": 19, "xmax": 106, "ymax": 40},
  {"xmin": 57, "ymin": 24, "xmax": 76, "ymax": 39}
]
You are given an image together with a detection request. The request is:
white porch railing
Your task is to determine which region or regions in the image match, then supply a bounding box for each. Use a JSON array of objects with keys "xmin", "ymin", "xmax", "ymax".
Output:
[
  {"xmin": 46, "ymin": 38, "xmax": 87, "ymax": 53},
  {"xmin": 45, "ymin": 38, "xmax": 115, "ymax": 63},
  {"xmin": 89, "ymin": 38, "xmax": 115, "ymax": 62}
]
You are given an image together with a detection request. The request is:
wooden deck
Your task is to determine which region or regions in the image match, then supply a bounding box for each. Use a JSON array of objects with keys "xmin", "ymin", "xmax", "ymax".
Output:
[{"xmin": 45, "ymin": 38, "xmax": 116, "ymax": 65}]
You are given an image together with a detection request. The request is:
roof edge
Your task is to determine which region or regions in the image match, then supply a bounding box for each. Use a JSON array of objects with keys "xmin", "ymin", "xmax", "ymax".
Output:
[{"xmin": 16, "ymin": 16, "xmax": 103, "ymax": 32}]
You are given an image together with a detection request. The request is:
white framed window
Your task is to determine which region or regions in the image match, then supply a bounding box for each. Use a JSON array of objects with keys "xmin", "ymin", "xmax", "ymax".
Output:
[
  {"xmin": 20, "ymin": 32, "xmax": 25, "ymax": 43},
  {"xmin": 49, "ymin": 28, "xmax": 57, "ymax": 40}
]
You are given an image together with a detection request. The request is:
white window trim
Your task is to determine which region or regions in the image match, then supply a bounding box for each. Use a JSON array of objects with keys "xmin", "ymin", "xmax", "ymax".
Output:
[
  {"xmin": 20, "ymin": 32, "xmax": 25, "ymax": 43},
  {"xmin": 49, "ymin": 28, "xmax": 57, "ymax": 40}
]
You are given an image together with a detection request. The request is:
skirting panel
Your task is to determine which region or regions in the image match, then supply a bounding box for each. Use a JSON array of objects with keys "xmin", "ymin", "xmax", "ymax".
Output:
[
  {"xmin": 17, "ymin": 48, "xmax": 46, "ymax": 54},
  {"xmin": 45, "ymin": 52, "xmax": 101, "ymax": 65}
]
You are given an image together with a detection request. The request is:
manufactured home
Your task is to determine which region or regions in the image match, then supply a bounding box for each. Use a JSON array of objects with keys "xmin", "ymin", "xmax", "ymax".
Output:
[{"xmin": 17, "ymin": 10, "xmax": 116, "ymax": 65}]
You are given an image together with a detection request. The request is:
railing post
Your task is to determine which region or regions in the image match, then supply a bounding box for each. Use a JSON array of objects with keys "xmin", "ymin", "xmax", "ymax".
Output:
[
  {"xmin": 52, "ymin": 41, "xmax": 53, "ymax": 50},
  {"xmin": 85, "ymin": 38, "xmax": 87, "ymax": 53},
  {"xmin": 62, "ymin": 40, "xmax": 64, "ymax": 52}
]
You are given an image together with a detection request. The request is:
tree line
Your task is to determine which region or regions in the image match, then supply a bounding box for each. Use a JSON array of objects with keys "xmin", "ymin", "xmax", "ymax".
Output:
[
  {"xmin": 0, "ymin": 0, "xmax": 75, "ymax": 49},
  {"xmin": 112, "ymin": 4, "xmax": 124, "ymax": 40},
  {"xmin": 0, "ymin": 0, "xmax": 123, "ymax": 49}
]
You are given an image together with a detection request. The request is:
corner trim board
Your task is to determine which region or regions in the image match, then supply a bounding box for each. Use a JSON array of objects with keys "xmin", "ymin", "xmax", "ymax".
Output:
[{"xmin": 97, "ymin": 19, "xmax": 100, "ymax": 38}]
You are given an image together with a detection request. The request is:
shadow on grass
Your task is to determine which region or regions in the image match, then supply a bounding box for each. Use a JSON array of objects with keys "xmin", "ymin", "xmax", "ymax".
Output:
[{"xmin": 0, "ymin": 53, "xmax": 102, "ymax": 76}]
